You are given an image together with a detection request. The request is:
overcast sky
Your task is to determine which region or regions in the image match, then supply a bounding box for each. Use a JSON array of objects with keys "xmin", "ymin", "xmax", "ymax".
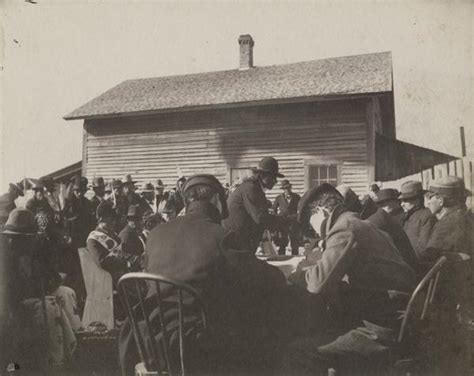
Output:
[{"xmin": 1, "ymin": 0, "xmax": 472, "ymax": 191}]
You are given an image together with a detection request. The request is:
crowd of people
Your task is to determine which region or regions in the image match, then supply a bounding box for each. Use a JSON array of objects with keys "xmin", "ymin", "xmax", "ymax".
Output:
[{"xmin": 0, "ymin": 156, "xmax": 472, "ymax": 375}]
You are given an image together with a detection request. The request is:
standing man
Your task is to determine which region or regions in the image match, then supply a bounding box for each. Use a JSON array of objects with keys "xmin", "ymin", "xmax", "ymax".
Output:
[
  {"xmin": 41, "ymin": 177, "xmax": 61, "ymax": 219},
  {"xmin": 138, "ymin": 182, "xmax": 156, "ymax": 215},
  {"xmin": 373, "ymin": 188, "xmax": 405, "ymax": 225},
  {"xmin": 89, "ymin": 177, "xmax": 106, "ymax": 222},
  {"xmin": 122, "ymin": 174, "xmax": 141, "ymax": 206},
  {"xmin": 0, "ymin": 183, "xmax": 23, "ymax": 228},
  {"xmin": 272, "ymin": 179, "xmax": 301, "ymax": 255},
  {"xmin": 154, "ymin": 179, "xmax": 173, "ymax": 220},
  {"xmin": 111, "ymin": 179, "xmax": 128, "ymax": 230},
  {"xmin": 26, "ymin": 182, "xmax": 53, "ymax": 216},
  {"xmin": 223, "ymin": 156, "xmax": 288, "ymax": 253},
  {"xmin": 399, "ymin": 181, "xmax": 436, "ymax": 258},
  {"xmin": 66, "ymin": 176, "xmax": 94, "ymax": 247}
]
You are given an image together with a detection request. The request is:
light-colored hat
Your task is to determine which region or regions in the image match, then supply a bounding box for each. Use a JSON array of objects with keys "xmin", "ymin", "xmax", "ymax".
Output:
[
  {"xmin": 141, "ymin": 182, "xmax": 154, "ymax": 192},
  {"xmin": 426, "ymin": 176, "xmax": 469, "ymax": 198},
  {"xmin": 399, "ymin": 181, "xmax": 426, "ymax": 200}
]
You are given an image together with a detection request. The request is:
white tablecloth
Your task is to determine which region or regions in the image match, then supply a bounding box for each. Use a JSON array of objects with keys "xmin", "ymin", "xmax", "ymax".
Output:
[{"xmin": 260, "ymin": 255, "xmax": 305, "ymax": 280}]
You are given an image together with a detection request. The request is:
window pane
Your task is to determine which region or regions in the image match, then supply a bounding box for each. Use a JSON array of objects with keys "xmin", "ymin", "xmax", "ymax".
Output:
[
  {"xmin": 329, "ymin": 166, "xmax": 338, "ymax": 179},
  {"xmin": 319, "ymin": 166, "xmax": 327, "ymax": 180}
]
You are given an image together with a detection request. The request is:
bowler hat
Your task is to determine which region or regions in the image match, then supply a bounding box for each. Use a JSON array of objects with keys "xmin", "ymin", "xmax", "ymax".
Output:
[
  {"xmin": 123, "ymin": 174, "xmax": 137, "ymax": 186},
  {"xmin": 127, "ymin": 205, "xmax": 140, "ymax": 218},
  {"xmin": 155, "ymin": 179, "xmax": 165, "ymax": 189},
  {"xmin": 96, "ymin": 201, "xmax": 117, "ymax": 221},
  {"xmin": 141, "ymin": 182, "xmax": 154, "ymax": 192},
  {"xmin": 184, "ymin": 174, "xmax": 228, "ymax": 219},
  {"xmin": 92, "ymin": 177, "xmax": 105, "ymax": 188},
  {"xmin": 399, "ymin": 181, "xmax": 426, "ymax": 200},
  {"xmin": 9, "ymin": 183, "xmax": 24, "ymax": 197},
  {"xmin": 297, "ymin": 183, "xmax": 342, "ymax": 223},
  {"xmin": 251, "ymin": 157, "xmax": 284, "ymax": 178},
  {"xmin": 1, "ymin": 209, "xmax": 37, "ymax": 235},
  {"xmin": 280, "ymin": 179, "xmax": 292, "ymax": 189},
  {"xmin": 426, "ymin": 176, "xmax": 470, "ymax": 198},
  {"xmin": 373, "ymin": 189, "xmax": 400, "ymax": 204}
]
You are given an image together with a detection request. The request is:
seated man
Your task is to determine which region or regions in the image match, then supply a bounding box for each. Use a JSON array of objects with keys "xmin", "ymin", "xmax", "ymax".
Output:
[
  {"xmin": 119, "ymin": 174, "xmax": 291, "ymax": 375},
  {"xmin": 118, "ymin": 205, "xmax": 145, "ymax": 258},
  {"xmin": 284, "ymin": 183, "xmax": 416, "ymax": 375},
  {"xmin": 86, "ymin": 201, "xmax": 140, "ymax": 286},
  {"xmin": 373, "ymin": 188, "xmax": 405, "ymax": 225}
]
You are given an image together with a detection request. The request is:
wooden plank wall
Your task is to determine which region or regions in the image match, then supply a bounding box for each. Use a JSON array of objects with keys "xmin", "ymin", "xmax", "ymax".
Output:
[{"xmin": 83, "ymin": 99, "xmax": 371, "ymax": 199}]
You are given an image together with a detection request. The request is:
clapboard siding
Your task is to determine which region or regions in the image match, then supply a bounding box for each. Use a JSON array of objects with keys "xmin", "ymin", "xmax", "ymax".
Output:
[{"xmin": 84, "ymin": 99, "xmax": 371, "ymax": 198}]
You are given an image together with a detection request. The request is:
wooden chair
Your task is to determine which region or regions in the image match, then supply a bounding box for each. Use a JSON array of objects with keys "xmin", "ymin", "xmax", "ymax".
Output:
[
  {"xmin": 391, "ymin": 256, "xmax": 448, "ymax": 375},
  {"xmin": 118, "ymin": 272, "xmax": 208, "ymax": 376},
  {"xmin": 78, "ymin": 247, "xmax": 114, "ymax": 329}
]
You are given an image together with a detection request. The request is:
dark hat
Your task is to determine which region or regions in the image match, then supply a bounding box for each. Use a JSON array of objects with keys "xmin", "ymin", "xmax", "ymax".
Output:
[
  {"xmin": 183, "ymin": 174, "xmax": 228, "ymax": 219},
  {"xmin": 373, "ymin": 189, "xmax": 400, "ymax": 204},
  {"xmin": 280, "ymin": 179, "xmax": 292, "ymax": 189},
  {"xmin": 123, "ymin": 174, "xmax": 137, "ymax": 186},
  {"xmin": 96, "ymin": 201, "xmax": 117, "ymax": 221},
  {"xmin": 126, "ymin": 205, "xmax": 140, "ymax": 218},
  {"xmin": 251, "ymin": 157, "xmax": 284, "ymax": 178},
  {"xmin": 297, "ymin": 183, "xmax": 342, "ymax": 223},
  {"xmin": 40, "ymin": 177, "xmax": 55, "ymax": 190},
  {"xmin": 31, "ymin": 180, "xmax": 45, "ymax": 192},
  {"xmin": 73, "ymin": 176, "xmax": 88, "ymax": 191},
  {"xmin": 177, "ymin": 176, "xmax": 187, "ymax": 183},
  {"xmin": 399, "ymin": 181, "xmax": 426, "ymax": 200},
  {"xmin": 140, "ymin": 182, "xmax": 154, "ymax": 192},
  {"xmin": 9, "ymin": 183, "xmax": 24, "ymax": 197},
  {"xmin": 336, "ymin": 184, "xmax": 362, "ymax": 213},
  {"xmin": 143, "ymin": 211, "xmax": 162, "ymax": 223},
  {"xmin": 155, "ymin": 179, "xmax": 165, "ymax": 189},
  {"xmin": 112, "ymin": 179, "xmax": 123, "ymax": 189},
  {"xmin": 92, "ymin": 177, "xmax": 105, "ymax": 188},
  {"xmin": 1, "ymin": 209, "xmax": 37, "ymax": 235},
  {"xmin": 426, "ymin": 176, "xmax": 470, "ymax": 198}
]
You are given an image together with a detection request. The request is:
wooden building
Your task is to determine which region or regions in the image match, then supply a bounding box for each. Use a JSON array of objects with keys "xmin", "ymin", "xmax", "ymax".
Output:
[{"xmin": 64, "ymin": 35, "xmax": 455, "ymax": 198}]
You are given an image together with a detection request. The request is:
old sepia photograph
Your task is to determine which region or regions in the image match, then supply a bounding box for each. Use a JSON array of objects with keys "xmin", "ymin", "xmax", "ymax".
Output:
[{"xmin": 0, "ymin": 1, "xmax": 472, "ymax": 375}]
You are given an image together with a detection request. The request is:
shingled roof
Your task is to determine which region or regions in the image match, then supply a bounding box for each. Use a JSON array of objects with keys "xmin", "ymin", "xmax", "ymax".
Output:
[{"xmin": 64, "ymin": 51, "xmax": 392, "ymax": 120}]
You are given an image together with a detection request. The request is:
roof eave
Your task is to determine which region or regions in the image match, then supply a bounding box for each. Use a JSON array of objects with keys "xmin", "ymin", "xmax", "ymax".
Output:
[{"xmin": 63, "ymin": 91, "xmax": 392, "ymax": 121}]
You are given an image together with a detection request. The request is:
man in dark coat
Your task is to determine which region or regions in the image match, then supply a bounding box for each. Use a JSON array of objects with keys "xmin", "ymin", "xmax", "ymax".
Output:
[
  {"xmin": 89, "ymin": 177, "xmax": 106, "ymax": 221},
  {"xmin": 26, "ymin": 182, "xmax": 53, "ymax": 216},
  {"xmin": 0, "ymin": 183, "xmax": 23, "ymax": 228},
  {"xmin": 272, "ymin": 179, "xmax": 301, "ymax": 255},
  {"xmin": 118, "ymin": 205, "xmax": 145, "ymax": 257},
  {"xmin": 119, "ymin": 174, "xmax": 291, "ymax": 375},
  {"xmin": 399, "ymin": 181, "xmax": 436, "ymax": 258},
  {"xmin": 223, "ymin": 157, "xmax": 288, "ymax": 252},
  {"xmin": 423, "ymin": 176, "xmax": 473, "ymax": 260},
  {"xmin": 65, "ymin": 177, "xmax": 94, "ymax": 248},
  {"xmin": 138, "ymin": 182, "xmax": 156, "ymax": 215},
  {"xmin": 285, "ymin": 184, "xmax": 415, "ymax": 375},
  {"xmin": 336, "ymin": 185, "xmax": 418, "ymax": 270},
  {"xmin": 373, "ymin": 188, "xmax": 405, "ymax": 225},
  {"xmin": 123, "ymin": 174, "xmax": 141, "ymax": 207}
]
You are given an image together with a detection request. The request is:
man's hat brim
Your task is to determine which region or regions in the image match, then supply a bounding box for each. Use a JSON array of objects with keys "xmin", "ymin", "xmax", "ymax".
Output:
[
  {"xmin": 297, "ymin": 183, "xmax": 342, "ymax": 223},
  {"xmin": 399, "ymin": 190, "xmax": 427, "ymax": 200},
  {"xmin": 250, "ymin": 167, "xmax": 284, "ymax": 178}
]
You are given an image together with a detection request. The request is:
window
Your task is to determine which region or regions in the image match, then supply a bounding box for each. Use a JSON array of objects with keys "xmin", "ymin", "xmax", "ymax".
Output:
[
  {"xmin": 307, "ymin": 164, "xmax": 339, "ymax": 188},
  {"xmin": 229, "ymin": 167, "xmax": 252, "ymax": 185}
]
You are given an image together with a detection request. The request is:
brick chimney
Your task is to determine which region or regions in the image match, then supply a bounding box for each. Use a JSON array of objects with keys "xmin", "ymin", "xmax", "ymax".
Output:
[{"xmin": 238, "ymin": 34, "xmax": 254, "ymax": 70}]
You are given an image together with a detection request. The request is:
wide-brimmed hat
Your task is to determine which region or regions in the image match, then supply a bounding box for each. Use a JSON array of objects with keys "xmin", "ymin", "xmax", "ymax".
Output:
[
  {"xmin": 1, "ymin": 209, "xmax": 37, "ymax": 235},
  {"xmin": 373, "ymin": 189, "xmax": 400, "ymax": 204},
  {"xmin": 72, "ymin": 176, "xmax": 88, "ymax": 191},
  {"xmin": 426, "ymin": 176, "xmax": 470, "ymax": 199},
  {"xmin": 123, "ymin": 174, "xmax": 137, "ymax": 186},
  {"xmin": 92, "ymin": 177, "xmax": 105, "ymax": 188},
  {"xmin": 280, "ymin": 179, "xmax": 292, "ymax": 189},
  {"xmin": 31, "ymin": 181, "xmax": 45, "ymax": 192},
  {"xmin": 155, "ymin": 179, "xmax": 165, "ymax": 189},
  {"xmin": 336, "ymin": 184, "xmax": 362, "ymax": 213},
  {"xmin": 297, "ymin": 183, "xmax": 342, "ymax": 223},
  {"xmin": 184, "ymin": 174, "xmax": 228, "ymax": 219},
  {"xmin": 251, "ymin": 157, "xmax": 284, "ymax": 178},
  {"xmin": 141, "ymin": 182, "xmax": 154, "ymax": 192},
  {"xmin": 96, "ymin": 201, "xmax": 117, "ymax": 221},
  {"xmin": 399, "ymin": 181, "xmax": 426, "ymax": 200},
  {"xmin": 9, "ymin": 183, "xmax": 24, "ymax": 197},
  {"xmin": 40, "ymin": 177, "xmax": 55, "ymax": 191}
]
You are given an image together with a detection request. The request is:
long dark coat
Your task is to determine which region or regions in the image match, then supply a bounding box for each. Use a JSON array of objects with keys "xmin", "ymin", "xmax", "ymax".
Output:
[
  {"xmin": 402, "ymin": 206, "xmax": 435, "ymax": 258},
  {"xmin": 223, "ymin": 177, "xmax": 287, "ymax": 252},
  {"xmin": 0, "ymin": 193, "xmax": 16, "ymax": 227},
  {"xmin": 119, "ymin": 201, "xmax": 288, "ymax": 375},
  {"xmin": 367, "ymin": 208, "xmax": 419, "ymax": 270}
]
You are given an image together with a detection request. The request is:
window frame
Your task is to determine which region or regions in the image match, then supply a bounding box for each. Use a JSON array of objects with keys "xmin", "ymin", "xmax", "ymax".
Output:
[{"xmin": 304, "ymin": 158, "xmax": 342, "ymax": 190}]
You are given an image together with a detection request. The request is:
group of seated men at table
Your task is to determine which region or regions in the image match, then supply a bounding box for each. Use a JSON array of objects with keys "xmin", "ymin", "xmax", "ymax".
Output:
[{"xmin": 110, "ymin": 157, "xmax": 473, "ymax": 375}]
